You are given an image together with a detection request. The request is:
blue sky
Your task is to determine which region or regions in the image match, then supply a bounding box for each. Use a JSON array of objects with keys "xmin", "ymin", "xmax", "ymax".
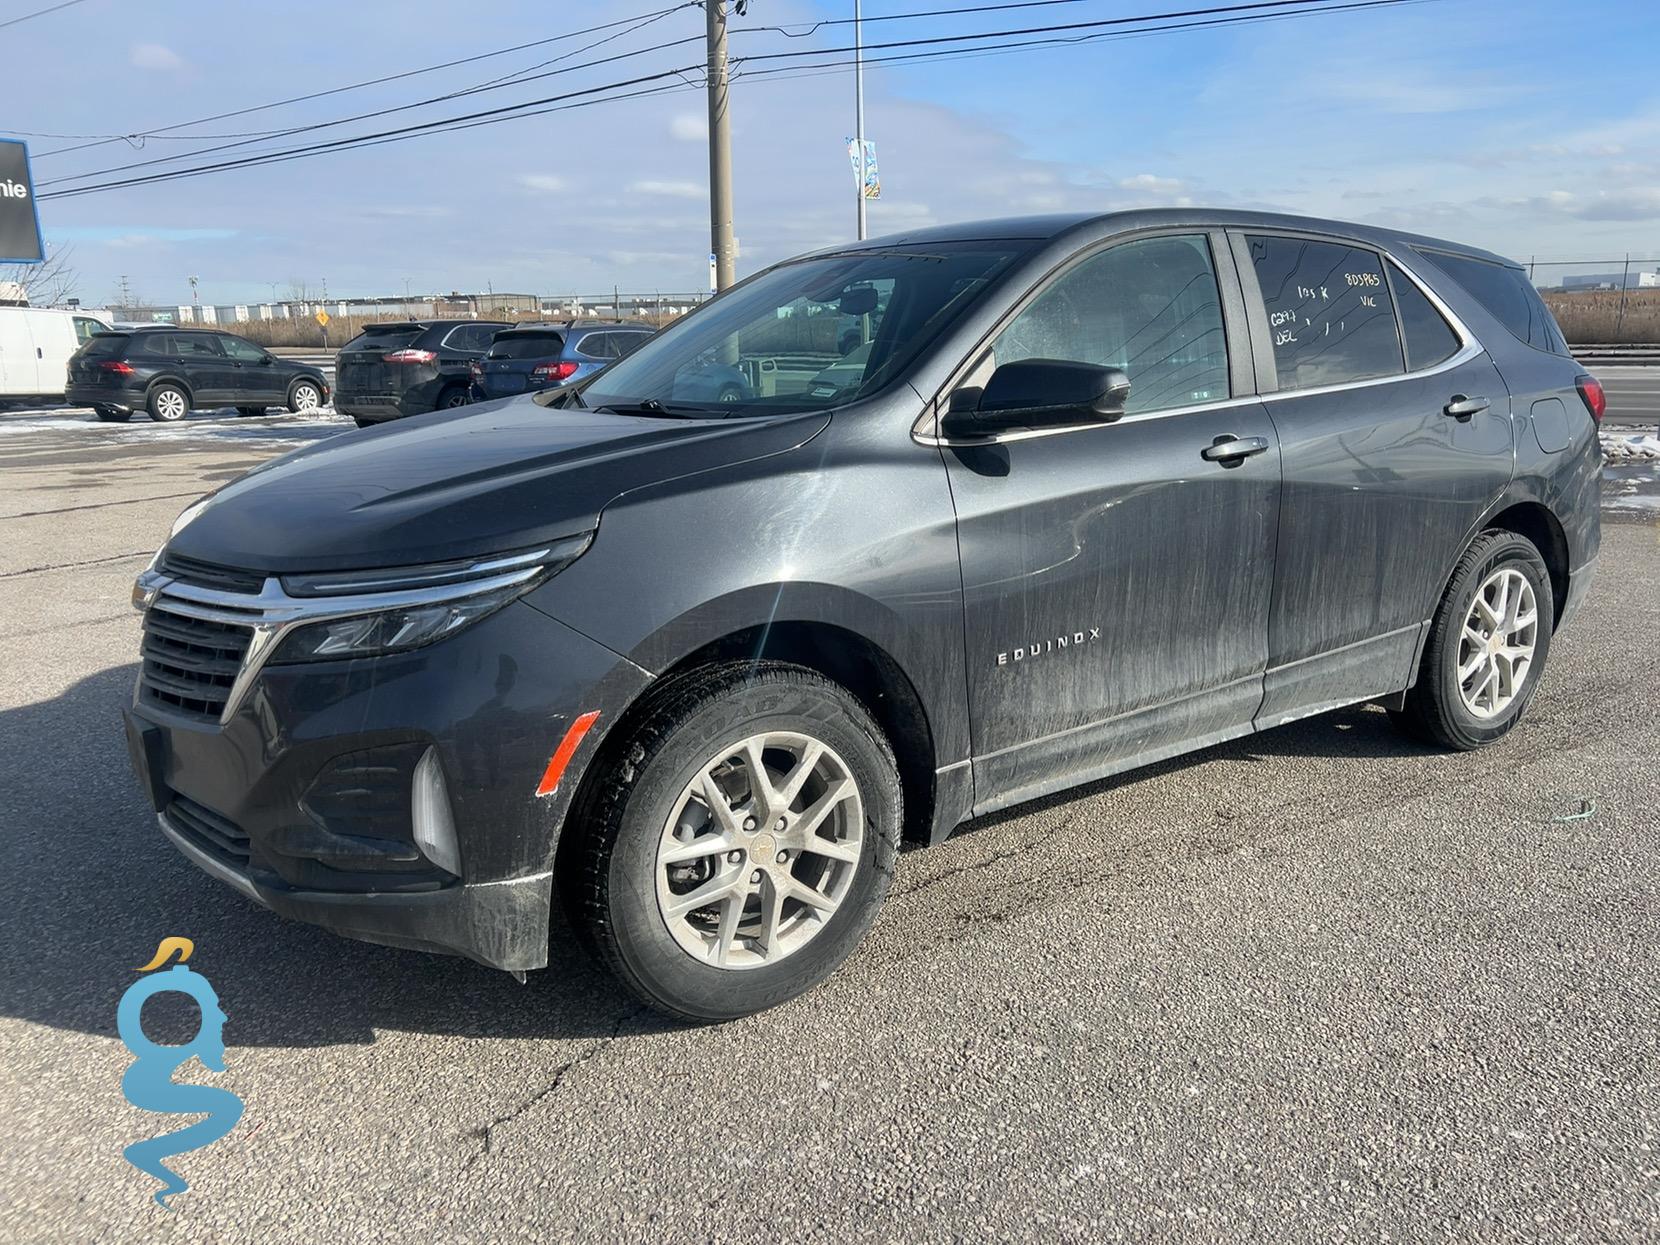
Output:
[{"xmin": 4, "ymin": 0, "xmax": 1658, "ymax": 307}]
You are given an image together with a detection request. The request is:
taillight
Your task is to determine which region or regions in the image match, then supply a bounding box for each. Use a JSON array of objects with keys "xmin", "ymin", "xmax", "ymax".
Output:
[
  {"xmin": 1574, "ymin": 374, "xmax": 1605, "ymax": 423},
  {"xmin": 531, "ymin": 361, "xmax": 579, "ymax": 383},
  {"xmin": 97, "ymin": 360, "xmax": 134, "ymax": 375},
  {"xmin": 383, "ymin": 348, "xmax": 437, "ymax": 365},
  {"xmin": 468, "ymin": 360, "xmax": 483, "ymax": 377}
]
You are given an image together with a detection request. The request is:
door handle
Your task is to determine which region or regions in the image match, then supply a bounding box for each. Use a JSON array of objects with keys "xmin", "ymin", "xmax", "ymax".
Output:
[
  {"xmin": 1201, "ymin": 435, "xmax": 1270, "ymax": 463},
  {"xmin": 1444, "ymin": 394, "xmax": 1489, "ymax": 421}
]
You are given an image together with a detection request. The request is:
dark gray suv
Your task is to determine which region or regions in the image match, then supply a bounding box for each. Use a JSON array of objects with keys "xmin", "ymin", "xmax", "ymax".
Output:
[{"xmin": 125, "ymin": 210, "xmax": 1602, "ymax": 1020}]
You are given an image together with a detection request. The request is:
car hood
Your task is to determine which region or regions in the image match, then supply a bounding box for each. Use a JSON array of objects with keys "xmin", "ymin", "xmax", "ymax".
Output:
[{"xmin": 167, "ymin": 397, "xmax": 831, "ymax": 572}]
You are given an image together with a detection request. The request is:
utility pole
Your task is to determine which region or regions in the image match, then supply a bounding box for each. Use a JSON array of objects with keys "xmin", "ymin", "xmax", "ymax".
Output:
[
  {"xmin": 118, "ymin": 274, "xmax": 131, "ymax": 310},
  {"xmin": 855, "ymin": 0, "xmax": 867, "ymax": 241},
  {"xmin": 705, "ymin": 0, "xmax": 736, "ymax": 291}
]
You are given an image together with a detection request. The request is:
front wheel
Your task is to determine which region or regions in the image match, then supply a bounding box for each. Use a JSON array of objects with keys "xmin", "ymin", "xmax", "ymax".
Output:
[
  {"xmin": 1391, "ymin": 530, "xmax": 1554, "ymax": 751},
  {"xmin": 563, "ymin": 663, "xmax": 900, "ymax": 1022},
  {"xmin": 146, "ymin": 385, "xmax": 189, "ymax": 423}
]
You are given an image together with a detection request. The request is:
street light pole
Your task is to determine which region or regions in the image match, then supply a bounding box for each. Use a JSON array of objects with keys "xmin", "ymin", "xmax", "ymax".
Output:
[
  {"xmin": 854, "ymin": 0, "xmax": 867, "ymax": 241},
  {"xmin": 705, "ymin": 0, "xmax": 736, "ymax": 291}
]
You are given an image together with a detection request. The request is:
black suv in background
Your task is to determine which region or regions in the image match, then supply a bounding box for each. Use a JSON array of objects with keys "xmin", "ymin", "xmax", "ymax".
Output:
[
  {"xmin": 333, "ymin": 319, "xmax": 511, "ymax": 427},
  {"xmin": 65, "ymin": 327, "xmax": 329, "ymax": 423}
]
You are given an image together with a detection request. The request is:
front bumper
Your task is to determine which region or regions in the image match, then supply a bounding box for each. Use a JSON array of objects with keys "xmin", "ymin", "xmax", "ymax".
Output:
[
  {"xmin": 125, "ymin": 599, "xmax": 649, "ymax": 971},
  {"xmin": 156, "ymin": 803, "xmax": 555, "ymax": 968}
]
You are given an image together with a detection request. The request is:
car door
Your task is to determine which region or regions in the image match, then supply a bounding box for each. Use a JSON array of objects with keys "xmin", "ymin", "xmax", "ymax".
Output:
[
  {"xmin": 0, "ymin": 310, "xmax": 42, "ymax": 394},
  {"xmin": 1228, "ymin": 231, "xmax": 1514, "ymax": 726},
  {"xmin": 217, "ymin": 333, "xmax": 285, "ymax": 404},
  {"xmin": 169, "ymin": 332, "xmax": 230, "ymax": 405},
  {"xmin": 940, "ymin": 231, "xmax": 1282, "ymax": 814}
]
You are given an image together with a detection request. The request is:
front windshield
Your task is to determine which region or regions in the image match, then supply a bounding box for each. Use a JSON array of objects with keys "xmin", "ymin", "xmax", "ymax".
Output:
[{"xmin": 578, "ymin": 242, "xmax": 1026, "ymax": 416}]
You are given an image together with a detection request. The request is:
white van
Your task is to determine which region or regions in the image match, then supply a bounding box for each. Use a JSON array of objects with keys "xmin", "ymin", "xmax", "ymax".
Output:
[{"xmin": 0, "ymin": 305, "xmax": 114, "ymax": 404}]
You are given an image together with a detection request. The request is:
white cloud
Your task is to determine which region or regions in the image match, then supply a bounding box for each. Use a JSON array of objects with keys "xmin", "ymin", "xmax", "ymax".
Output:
[
  {"xmin": 130, "ymin": 43, "xmax": 183, "ymax": 71},
  {"xmin": 1117, "ymin": 173, "xmax": 1184, "ymax": 196},
  {"xmin": 669, "ymin": 113, "xmax": 707, "ymax": 142},
  {"xmin": 519, "ymin": 175, "xmax": 567, "ymax": 193},
  {"xmin": 629, "ymin": 179, "xmax": 705, "ymax": 199}
]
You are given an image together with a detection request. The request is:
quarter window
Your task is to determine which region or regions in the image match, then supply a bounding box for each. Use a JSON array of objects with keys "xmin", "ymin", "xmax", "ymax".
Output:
[
  {"xmin": 1246, "ymin": 236, "xmax": 1403, "ymax": 390},
  {"xmin": 1415, "ymin": 249, "xmax": 1568, "ymax": 355},
  {"xmin": 989, "ymin": 234, "xmax": 1229, "ymax": 414},
  {"xmin": 1389, "ymin": 263, "xmax": 1461, "ymax": 371}
]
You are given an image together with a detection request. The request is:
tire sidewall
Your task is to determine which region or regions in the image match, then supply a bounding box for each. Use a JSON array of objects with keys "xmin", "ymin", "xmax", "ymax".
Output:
[
  {"xmin": 1432, "ymin": 535, "xmax": 1554, "ymax": 747},
  {"xmin": 289, "ymin": 382, "xmax": 321, "ymax": 412},
  {"xmin": 603, "ymin": 677, "xmax": 899, "ymax": 1021}
]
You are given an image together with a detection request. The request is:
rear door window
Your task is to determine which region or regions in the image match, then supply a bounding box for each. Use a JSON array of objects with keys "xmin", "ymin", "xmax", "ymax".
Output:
[
  {"xmin": 614, "ymin": 331, "xmax": 652, "ymax": 358},
  {"xmin": 488, "ymin": 332, "xmax": 564, "ymax": 360},
  {"xmin": 1414, "ymin": 249, "xmax": 1568, "ymax": 355},
  {"xmin": 1245, "ymin": 235, "xmax": 1403, "ymax": 390},
  {"xmin": 162, "ymin": 333, "xmax": 225, "ymax": 360},
  {"xmin": 443, "ymin": 324, "xmax": 503, "ymax": 353},
  {"xmin": 1388, "ymin": 263, "xmax": 1462, "ymax": 371},
  {"xmin": 989, "ymin": 233, "xmax": 1230, "ymax": 414}
]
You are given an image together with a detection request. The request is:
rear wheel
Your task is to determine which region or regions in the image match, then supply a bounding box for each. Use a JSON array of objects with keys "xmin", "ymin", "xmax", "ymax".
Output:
[
  {"xmin": 352, "ymin": 416, "xmax": 379, "ymax": 429},
  {"xmin": 146, "ymin": 385, "xmax": 188, "ymax": 423},
  {"xmin": 236, "ymin": 406, "xmax": 268, "ymax": 417},
  {"xmin": 563, "ymin": 663, "xmax": 900, "ymax": 1022},
  {"xmin": 438, "ymin": 385, "xmax": 471, "ymax": 409},
  {"xmin": 288, "ymin": 381, "xmax": 322, "ymax": 413},
  {"xmin": 1391, "ymin": 530, "xmax": 1554, "ymax": 751},
  {"xmin": 93, "ymin": 405, "xmax": 131, "ymax": 423}
]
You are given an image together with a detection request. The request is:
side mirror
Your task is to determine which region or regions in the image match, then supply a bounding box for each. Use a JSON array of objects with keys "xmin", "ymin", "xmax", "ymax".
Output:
[
  {"xmin": 260, "ymin": 355, "xmax": 275, "ymax": 365},
  {"xmin": 941, "ymin": 359, "xmax": 1130, "ymax": 439}
]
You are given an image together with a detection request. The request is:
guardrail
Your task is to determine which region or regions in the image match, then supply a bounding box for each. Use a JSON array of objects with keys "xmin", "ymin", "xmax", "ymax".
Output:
[{"xmin": 1572, "ymin": 344, "xmax": 1660, "ymax": 365}]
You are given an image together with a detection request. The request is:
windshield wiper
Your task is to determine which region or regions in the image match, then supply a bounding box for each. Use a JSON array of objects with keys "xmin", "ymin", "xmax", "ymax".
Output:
[{"xmin": 592, "ymin": 399, "xmax": 712, "ymax": 419}]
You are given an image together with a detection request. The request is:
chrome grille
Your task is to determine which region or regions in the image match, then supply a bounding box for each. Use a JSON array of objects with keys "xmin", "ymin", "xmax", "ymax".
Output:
[{"xmin": 140, "ymin": 599, "xmax": 254, "ymax": 721}]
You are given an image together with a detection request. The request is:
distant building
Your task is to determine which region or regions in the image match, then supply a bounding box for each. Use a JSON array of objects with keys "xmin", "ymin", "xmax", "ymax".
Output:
[{"xmin": 1561, "ymin": 269, "xmax": 1660, "ymax": 291}]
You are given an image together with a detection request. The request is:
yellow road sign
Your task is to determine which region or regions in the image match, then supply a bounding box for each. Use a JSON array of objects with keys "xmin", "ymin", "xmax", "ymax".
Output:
[{"xmin": 315, "ymin": 310, "xmax": 330, "ymax": 326}]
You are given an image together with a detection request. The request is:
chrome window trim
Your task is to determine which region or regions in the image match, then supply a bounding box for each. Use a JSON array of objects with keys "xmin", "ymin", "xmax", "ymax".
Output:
[{"xmin": 133, "ymin": 549, "xmax": 561, "ymax": 726}]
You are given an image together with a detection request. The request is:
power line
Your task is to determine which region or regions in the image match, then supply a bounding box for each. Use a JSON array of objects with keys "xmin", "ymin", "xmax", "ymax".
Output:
[
  {"xmin": 37, "ymin": 0, "xmax": 1429, "ymax": 201},
  {"xmin": 36, "ymin": 18, "xmax": 708, "ymax": 187},
  {"xmin": 0, "ymin": 0, "xmax": 87, "ymax": 30},
  {"xmin": 30, "ymin": 1, "xmax": 700, "ymax": 159}
]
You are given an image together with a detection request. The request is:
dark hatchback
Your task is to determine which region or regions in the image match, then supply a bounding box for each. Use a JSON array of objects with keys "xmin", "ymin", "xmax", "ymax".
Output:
[
  {"xmin": 66, "ymin": 327, "xmax": 329, "ymax": 423},
  {"xmin": 470, "ymin": 321, "xmax": 654, "ymax": 401},
  {"xmin": 128, "ymin": 209, "xmax": 1602, "ymax": 1022},
  {"xmin": 333, "ymin": 319, "xmax": 510, "ymax": 427}
]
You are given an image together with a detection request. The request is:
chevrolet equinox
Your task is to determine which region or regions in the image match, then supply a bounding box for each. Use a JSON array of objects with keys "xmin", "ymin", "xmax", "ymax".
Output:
[{"xmin": 125, "ymin": 210, "xmax": 1602, "ymax": 1020}]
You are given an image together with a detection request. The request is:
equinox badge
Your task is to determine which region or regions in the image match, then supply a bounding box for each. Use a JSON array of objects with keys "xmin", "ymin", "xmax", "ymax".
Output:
[{"xmin": 997, "ymin": 627, "xmax": 1101, "ymax": 667}]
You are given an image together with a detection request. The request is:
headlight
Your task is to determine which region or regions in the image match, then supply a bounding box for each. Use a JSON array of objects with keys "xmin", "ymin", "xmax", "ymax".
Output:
[{"xmin": 267, "ymin": 534, "xmax": 590, "ymax": 664}]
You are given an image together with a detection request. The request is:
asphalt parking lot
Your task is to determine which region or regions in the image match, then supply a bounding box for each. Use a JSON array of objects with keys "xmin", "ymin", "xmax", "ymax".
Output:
[{"xmin": 2, "ymin": 405, "xmax": 1657, "ymax": 1243}]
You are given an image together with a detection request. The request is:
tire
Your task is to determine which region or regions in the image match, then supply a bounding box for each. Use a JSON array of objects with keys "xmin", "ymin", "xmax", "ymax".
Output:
[
  {"xmin": 438, "ymin": 386, "xmax": 471, "ymax": 410},
  {"xmin": 352, "ymin": 416, "xmax": 379, "ymax": 429},
  {"xmin": 288, "ymin": 381, "xmax": 323, "ymax": 414},
  {"xmin": 235, "ymin": 406, "xmax": 268, "ymax": 417},
  {"xmin": 562, "ymin": 662, "xmax": 900, "ymax": 1022},
  {"xmin": 146, "ymin": 384, "xmax": 189, "ymax": 423},
  {"xmin": 1391, "ymin": 530, "xmax": 1554, "ymax": 751},
  {"xmin": 94, "ymin": 405, "xmax": 131, "ymax": 423}
]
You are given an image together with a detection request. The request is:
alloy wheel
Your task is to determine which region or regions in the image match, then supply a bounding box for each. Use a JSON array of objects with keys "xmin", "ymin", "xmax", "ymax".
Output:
[
  {"xmin": 155, "ymin": 390, "xmax": 187, "ymax": 420},
  {"xmin": 1457, "ymin": 567, "xmax": 1538, "ymax": 719},
  {"xmin": 654, "ymin": 731, "xmax": 864, "ymax": 969},
  {"xmin": 292, "ymin": 384, "xmax": 321, "ymax": 411}
]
